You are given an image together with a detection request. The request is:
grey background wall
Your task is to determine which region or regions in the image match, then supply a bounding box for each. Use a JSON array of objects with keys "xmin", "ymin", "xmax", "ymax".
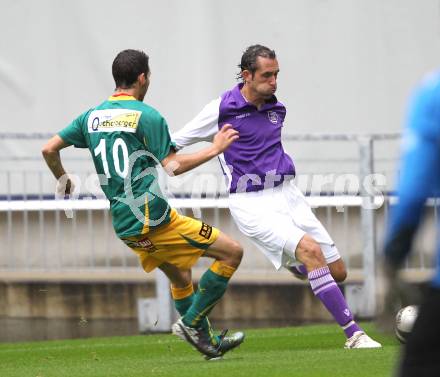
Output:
[{"xmin": 2, "ymin": 0, "xmax": 440, "ymax": 140}]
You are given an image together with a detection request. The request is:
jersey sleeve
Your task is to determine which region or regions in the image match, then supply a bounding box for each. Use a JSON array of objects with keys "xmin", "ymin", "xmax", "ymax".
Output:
[
  {"xmin": 58, "ymin": 110, "xmax": 90, "ymax": 148},
  {"xmin": 384, "ymin": 75, "xmax": 440, "ymax": 265},
  {"xmin": 172, "ymin": 97, "xmax": 221, "ymax": 150},
  {"xmin": 138, "ymin": 109, "xmax": 175, "ymax": 163}
]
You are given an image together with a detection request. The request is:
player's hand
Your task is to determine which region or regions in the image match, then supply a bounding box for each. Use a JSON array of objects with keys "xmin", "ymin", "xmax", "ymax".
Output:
[
  {"xmin": 212, "ymin": 124, "xmax": 239, "ymax": 154},
  {"xmin": 56, "ymin": 174, "xmax": 75, "ymax": 198}
]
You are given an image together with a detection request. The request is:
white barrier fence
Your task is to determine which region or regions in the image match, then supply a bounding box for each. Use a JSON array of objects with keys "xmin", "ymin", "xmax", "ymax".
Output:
[{"xmin": 0, "ymin": 132, "xmax": 436, "ymax": 318}]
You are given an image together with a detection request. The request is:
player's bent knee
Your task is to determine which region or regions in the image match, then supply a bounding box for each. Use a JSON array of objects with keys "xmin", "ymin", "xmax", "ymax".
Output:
[
  {"xmin": 296, "ymin": 239, "xmax": 326, "ymax": 269},
  {"xmin": 303, "ymin": 244, "xmax": 324, "ymax": 262},
  {"xmin": 206, "ymin": 233, "xmax": 243, "ymax": 267},
  {"xmin": 231, "ymin": 240, "xmax": 243, "ymax": 257},
  {"xmin": 222, "ymin": 237, "xmax": 242, "ymax": 256},
  {"xmin": 227, "ymin": 242, "xmax": 243, "ymax": 267}
]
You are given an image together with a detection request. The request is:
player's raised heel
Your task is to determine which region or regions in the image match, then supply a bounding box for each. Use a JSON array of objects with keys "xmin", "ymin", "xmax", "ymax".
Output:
[
  {"xmin": 344, "ymin": 331, "xmax": 382, "ymax": 349},
  {"xmin": 172, "ymin": 318, "xmax": 222, "ymax": 358}
]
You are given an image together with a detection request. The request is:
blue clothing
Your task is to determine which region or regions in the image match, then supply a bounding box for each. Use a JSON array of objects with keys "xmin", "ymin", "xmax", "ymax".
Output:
[{"xmin": 384, "ymin": 71, "xmax": 440, "ymax": 287}]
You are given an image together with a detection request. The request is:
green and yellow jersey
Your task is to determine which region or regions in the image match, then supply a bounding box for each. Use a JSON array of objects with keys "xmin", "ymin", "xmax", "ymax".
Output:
[{"xmin": 59, "ymin": 94, "xmax": 175, "ymax": 238}]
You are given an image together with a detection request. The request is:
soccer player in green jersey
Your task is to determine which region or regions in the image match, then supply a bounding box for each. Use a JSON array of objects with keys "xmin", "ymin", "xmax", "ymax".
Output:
[{"xmin": 42, "ymin": 49, "xmax": 244, "ymax": 359}]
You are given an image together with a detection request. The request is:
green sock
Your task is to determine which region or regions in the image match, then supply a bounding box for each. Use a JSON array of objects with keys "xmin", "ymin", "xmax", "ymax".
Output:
[
  {"xmin": 182, "ymin": 269, "xmax": 230, "ymax": 329},
  {"xmin": 174, "ymin": 294, "xmax": 194, "ymax": 318},
  {"xmin": 174, "ymin": 293, "xmax": 218, "ymax": 343}
]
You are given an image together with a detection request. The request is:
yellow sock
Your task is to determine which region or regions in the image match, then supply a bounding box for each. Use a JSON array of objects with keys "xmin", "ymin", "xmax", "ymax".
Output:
[
  {"xmin": 210, "ymin": 260, "xmax": 236, "ymax": 278},
  {"xmin": 170, "ymin": 283, "xmax": 194, "ymax": 300}
]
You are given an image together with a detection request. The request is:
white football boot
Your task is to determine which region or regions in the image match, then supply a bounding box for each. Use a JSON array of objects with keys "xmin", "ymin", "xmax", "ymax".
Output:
[{"xmin": 344, "ymin": 331, "xmax": 382, "ymax": 349}]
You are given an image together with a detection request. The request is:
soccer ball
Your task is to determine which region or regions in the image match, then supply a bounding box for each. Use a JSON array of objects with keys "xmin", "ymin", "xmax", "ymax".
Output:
[{"xmin": 395, "ymin": 305, "xmax": 419, "ymax": 343}]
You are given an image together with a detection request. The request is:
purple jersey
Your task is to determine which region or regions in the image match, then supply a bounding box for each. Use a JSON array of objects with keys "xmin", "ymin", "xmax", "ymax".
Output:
[{"xmin": 173, "ymin": 83, "xmax": 295, "ymax": 193}]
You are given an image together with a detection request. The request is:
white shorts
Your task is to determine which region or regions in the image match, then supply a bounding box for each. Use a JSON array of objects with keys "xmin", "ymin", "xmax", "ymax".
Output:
[{"xmin": 229, "ymin": 180, "xmax": 341, "ymax": 270}]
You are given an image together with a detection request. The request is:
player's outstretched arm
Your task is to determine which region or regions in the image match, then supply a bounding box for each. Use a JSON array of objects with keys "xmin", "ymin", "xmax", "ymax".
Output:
[
  {"xmin": 161, "ymin": 124, "xmax": 238, "ymax": 176},
  {"xmin": 172, "ymin": 98, "xmax": 221, "ymax": 151},
  {"xmin": 42, "ymin": 135, "xmax": 74, "ymax": 195}
]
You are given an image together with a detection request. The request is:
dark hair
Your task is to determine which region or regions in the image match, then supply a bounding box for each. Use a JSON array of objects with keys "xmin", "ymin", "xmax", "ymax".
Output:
[
  {"xmin": 112, "ymin": 49, "xmax": 150, "ymax": 88},
  {"xmin": 237, "ymin": 45, "xmax": 276, "ymax": 81}
]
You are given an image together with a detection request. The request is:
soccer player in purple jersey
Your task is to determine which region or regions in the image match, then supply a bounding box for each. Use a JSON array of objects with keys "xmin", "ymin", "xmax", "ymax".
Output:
[{"xmin": 172, "ymin": 45, "xmax": 381, "ymax": 348}]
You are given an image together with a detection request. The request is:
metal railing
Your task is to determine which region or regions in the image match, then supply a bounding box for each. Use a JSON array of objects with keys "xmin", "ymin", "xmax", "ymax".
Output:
[{"xmin": 1, "ymin": 132, "xmax": 436, "ymax": 316}]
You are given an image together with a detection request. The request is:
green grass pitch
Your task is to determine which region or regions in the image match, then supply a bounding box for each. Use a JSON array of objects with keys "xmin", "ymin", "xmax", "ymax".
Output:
[{"xmin": 0, "ymin": 323, "xmax": 399, "ymax": 377}]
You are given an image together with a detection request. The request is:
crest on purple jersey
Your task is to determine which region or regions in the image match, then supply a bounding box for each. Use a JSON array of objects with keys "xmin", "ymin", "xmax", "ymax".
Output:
[{"xmin": 267, "ymin": 111, "xmax": 278, "ymax": 124}]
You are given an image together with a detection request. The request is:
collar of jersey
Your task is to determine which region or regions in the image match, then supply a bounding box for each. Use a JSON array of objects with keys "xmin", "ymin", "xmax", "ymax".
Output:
[
  {"xmin": 232, "ymin": 83, "xmax": 278, "ymax": 111},
  {"xmin": 108, "ymin": 94, "xmax": 136, "ymax": 101}
]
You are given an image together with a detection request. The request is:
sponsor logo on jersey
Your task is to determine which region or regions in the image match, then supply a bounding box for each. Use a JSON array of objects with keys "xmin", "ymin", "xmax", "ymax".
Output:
[
  {"xmin": 199, "ymin": 223, "xmax": 213, "ymax": 239},
  {"xmin": 88, "ymin": 109, "xmax": 141, "ymax": 133},
  {"xmin": 235, "ymin": 112, "xmax": 251, "ymax": 119},
  {"xmin": 267, "ymin": 111, "xmax": 278, "ymax": 124},
  {"xmin": 123, "ymin": 236, "xmax": 157, "ymax": 252}
]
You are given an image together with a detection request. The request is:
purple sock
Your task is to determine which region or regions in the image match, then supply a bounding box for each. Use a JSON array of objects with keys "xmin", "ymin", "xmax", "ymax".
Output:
[{"xmin": 308, "ymin": 266, "xmax": 362, "ymax": 338}]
